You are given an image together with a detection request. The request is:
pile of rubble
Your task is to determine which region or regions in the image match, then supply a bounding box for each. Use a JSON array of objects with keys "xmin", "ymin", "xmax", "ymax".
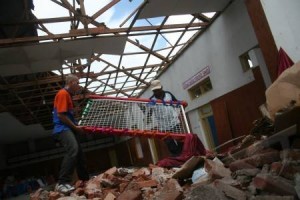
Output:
[
  {"xmin": 30, "ymin": 133, "xmax": 300, "ymax": 200},
  {"xmin": 30, "ymin": 165, "xmax": 185, "ymax": 200},
  {"xmin": 30, "ymin": 105, "xmax": 300, "ymax": 200}
]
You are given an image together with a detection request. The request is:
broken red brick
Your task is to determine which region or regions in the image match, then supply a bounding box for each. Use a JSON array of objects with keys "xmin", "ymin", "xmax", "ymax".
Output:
[
  {"xmin": 246, "ymin": 151, "xmax": 280, "ymax": 167},
  {"xmin": 185, "ymin": 184, "xmax": 228, "ymax": 200},
  {"xmin": 30, "ymin": 188, "xmax": 44, "ymax": 200},
  {"xmin": 104, "ymin": 167, "xmax": 118, "ymax": 176},
  {"xmin": 85, "ymin": 189, "xmax": 104, "ymax": 199},
  {"xmin": 73, "ymin": 187, "xmax": 84, "ymax": 196},
  {"xmin": 117, "ymin": 189, "xmax": 142, "ymax": 200},
  {"xmin": 84, "ymin": 178, "xmax": 103, "ymax": 199},
  {"xmin": 250, "ymin": 195, "xmax": 294, "ymax": 200},
  {"xmin": 233, "ymin": 168, "xmax": 260, "ymax": 177},
  {"xmin": 229, "ymin": 150, "xmax": 280, "ymax": 172},
  {"xmin": 142, "ymin": 187, "xmax": 155, "ymax": 199},
  {"xmin": 119, "ymin": 182, "xmax": 129, "ymax": 193},
  {"xmin": 101, "ymin": 176, "xmax": 119, "ymax": 188},
  {"xmin": 245, "ymin": 143, "xmax": 265, "ymax": 157},
  {"xmin": 85, "ymin": 178, "xmax": 101, "ymax": 190},
  {"xmin": 253, "ymin": 173, "xmax": 297, "ymax": 196},
  {"xmin": 214, "ymin": 180, "xmax": 247, "ymax": 200},
  {"xmin": 229, "ymin": 159, "xmax": 257, "ymax": 172},
  {"xmin": 281, "ymin": 149, "xmax": 300, "ymax": 161},
  {"xmin": 137, "ymin": 179, "xmax": 158, "ymax": 188},
  {"xmin": 205, "ymin": 159, "xmax": 231, "ymax": 180},
  {"xmin": 48, "ymin": 191, "xmax": 63, "ymax": 200},
  {"xmin": 270, "ymin": 162, "xmax": 283, "ymax": 175},
  {"xmin": 270, "ymin": 161, "xmax": 300, "ymax": 179},
  {"xmin": 151, "ymin": 167, "xmax": 165, "ymax": 183},
  {"xmin": 104, "ymin": 192, "xmax": 116, "ymax": 200},
  {"xmin": 155, "ymin": 179, "xmax": 182, "ymax": 200},
  {"xmin": 132, "ymin": 167, "xmax": 150, "ymax": 177},
  {"xmin": 74, "ymin": 180, "xmax": 86, "ymax": 188}
]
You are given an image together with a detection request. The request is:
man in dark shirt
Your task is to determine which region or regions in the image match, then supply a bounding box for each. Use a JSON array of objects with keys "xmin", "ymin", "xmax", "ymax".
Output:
[{"xmin": 149, "ymin": 80, "xmax": 183, "ymax": 156}]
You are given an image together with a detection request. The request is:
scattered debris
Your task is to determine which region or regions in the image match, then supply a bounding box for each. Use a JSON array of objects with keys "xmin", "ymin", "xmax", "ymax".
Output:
[{"xmin": 30, "ymin": 106, "xmax": 300, "ymax": 199}]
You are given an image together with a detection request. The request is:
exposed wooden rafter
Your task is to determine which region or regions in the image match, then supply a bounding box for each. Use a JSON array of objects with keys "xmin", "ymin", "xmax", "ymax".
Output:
[{"xmin": 0, "ymin": 0, "xmax": 226, "ymax": 130}]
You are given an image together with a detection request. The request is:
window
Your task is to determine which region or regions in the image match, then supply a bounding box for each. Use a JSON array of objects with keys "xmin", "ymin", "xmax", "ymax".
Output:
[
  {"xmin": 239, "ymin": 51, "xmax": 254, "ymax": 72},
  {"xmin": 188, "ymin": 77, "xmax": 212, "ymax": 99}
]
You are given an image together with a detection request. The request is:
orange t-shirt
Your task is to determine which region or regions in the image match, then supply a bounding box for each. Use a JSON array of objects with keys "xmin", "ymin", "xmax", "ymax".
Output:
[{"xmin": 53, "ymin": 89, "xmax": 76, "ymax": 133}]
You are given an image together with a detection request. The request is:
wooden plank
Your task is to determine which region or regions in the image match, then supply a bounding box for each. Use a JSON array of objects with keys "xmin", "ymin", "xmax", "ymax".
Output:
[
  {"xmin": 90, "ymin": 0, "xmax": 120, "ymax": 23},
  {"xmin": 245, "ymin": 0, "xmax": 278, "ymax": 82},
  {"xmin": 0, "ymin": 22, "xmax": 207, "ymax": 45},
  {"xmin": 0, "ymin": 16, "xmax": 74, "ymax": 25},
  {"xmin": 70, "ymin": 22, "xmax": 208, "ymax": 35}
]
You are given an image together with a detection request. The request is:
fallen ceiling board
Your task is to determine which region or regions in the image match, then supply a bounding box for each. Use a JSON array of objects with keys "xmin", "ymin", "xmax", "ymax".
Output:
[
  {"xmin": 0, "ymin": 36, "xmax": 127, "ymax": 76},
  {"xmin": 138, "ymin": 0, "xmax": 230, "ymax": 19},
  {"xmin": 0, "ymin": 112, "xmax": 50, "ymax": 144}
]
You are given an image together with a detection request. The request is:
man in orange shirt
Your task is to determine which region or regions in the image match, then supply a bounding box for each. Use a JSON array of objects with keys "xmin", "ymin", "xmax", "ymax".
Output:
[{"xmin": 53, "ymin": 74, "xmax": 89, "ymax": 193}]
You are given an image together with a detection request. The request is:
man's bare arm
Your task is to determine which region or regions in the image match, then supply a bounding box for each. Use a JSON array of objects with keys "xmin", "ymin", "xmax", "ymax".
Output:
[{"xmin": 58, "ymin": 113, "xmax": 83, "ymax": 134}]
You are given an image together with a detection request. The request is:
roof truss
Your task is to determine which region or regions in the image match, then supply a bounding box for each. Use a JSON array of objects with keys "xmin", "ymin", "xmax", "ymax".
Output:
[{"xmin": 0, "ymin": 0, "xmax": 231, "ymax": 130}]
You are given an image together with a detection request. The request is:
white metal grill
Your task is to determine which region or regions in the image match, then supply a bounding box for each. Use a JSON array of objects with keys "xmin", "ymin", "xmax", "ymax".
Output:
[{"xmin": 79, "ymin": 96, "xmax": 190, "ymax": 140}]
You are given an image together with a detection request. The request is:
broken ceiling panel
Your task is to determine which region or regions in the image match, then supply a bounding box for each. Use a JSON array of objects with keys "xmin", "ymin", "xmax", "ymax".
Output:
[
  {"xmin": 138, "ymin": 0, "xmax": 230, "ymax": 19},
  {"xmin": 0, "ymin": 36, "xmax": 127, "ymax": 76},
  {"xmin": 0, "ymin": 112, "xmax": 50, "ymax": 144},
  {"xmin": 61, "ymin": 36, "xmax": 127, "ymax": 62}
]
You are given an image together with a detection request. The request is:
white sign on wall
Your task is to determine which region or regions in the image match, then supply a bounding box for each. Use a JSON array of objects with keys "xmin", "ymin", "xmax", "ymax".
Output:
[{"xmin": 182, "ymin": 66, "xmax": 210, "ymax": 89}]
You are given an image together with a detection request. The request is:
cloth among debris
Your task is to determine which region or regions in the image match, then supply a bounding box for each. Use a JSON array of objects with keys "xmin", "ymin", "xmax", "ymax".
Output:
[
  {"xmin": 192, "ymin": 167, "xmax": 207, "ymax": 183},
  {"xmin": 277, "ymin": 47, "xmax": 294, "ymax": 77},
  {"xmin": 156, "ymin": 134, "xmax": 206, "ymax": 168}
]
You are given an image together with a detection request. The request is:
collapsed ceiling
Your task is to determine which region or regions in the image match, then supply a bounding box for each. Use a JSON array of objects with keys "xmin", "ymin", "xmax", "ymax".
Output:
[{"xmin": 0, "ymin": 0, "xmax": 231, "ymax": 136}]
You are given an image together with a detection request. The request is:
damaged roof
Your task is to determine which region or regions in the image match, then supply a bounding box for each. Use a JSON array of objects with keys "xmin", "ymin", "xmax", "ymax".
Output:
[{"xmin": 0, "ymin": 0, "xmax": 231, "ymax": 135}]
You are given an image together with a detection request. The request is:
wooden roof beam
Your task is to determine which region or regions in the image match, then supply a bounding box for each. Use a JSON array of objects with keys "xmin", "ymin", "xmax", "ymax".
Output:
[
  {"xmin": 0, "ymin": 16, "xmax": 74, "ymax": 26},
  {"xmin": 0, "ymin": 22, "xmax": 207, "ymax": 45},
  {"xmin": 0, "ymin": 72, "xmax": 100, "ymax": 89},
  {"xmin": 90, "ymin": 0, "xmax": 120, "ymax": 24},
  {"xmin": 73, "ymin": 85, "xmax": 147, "ymax": 100},
  {"xmin": 0, "ymin": 77, "xmax": 39, "ymax": 123},
  {"xmin": 137, "ymin": 16, "xmax": 168, "ymax": 85},
  {"xmin": 70, "ymin": 22, "xmax": 207, "ymax": 35},
  {"xmin": 99, "ymin": 80, "xmax": 129, "ymax": 97},
  {"xmin": 97, "ymin": 57, "xmax": 149, "ymax": 85}
]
